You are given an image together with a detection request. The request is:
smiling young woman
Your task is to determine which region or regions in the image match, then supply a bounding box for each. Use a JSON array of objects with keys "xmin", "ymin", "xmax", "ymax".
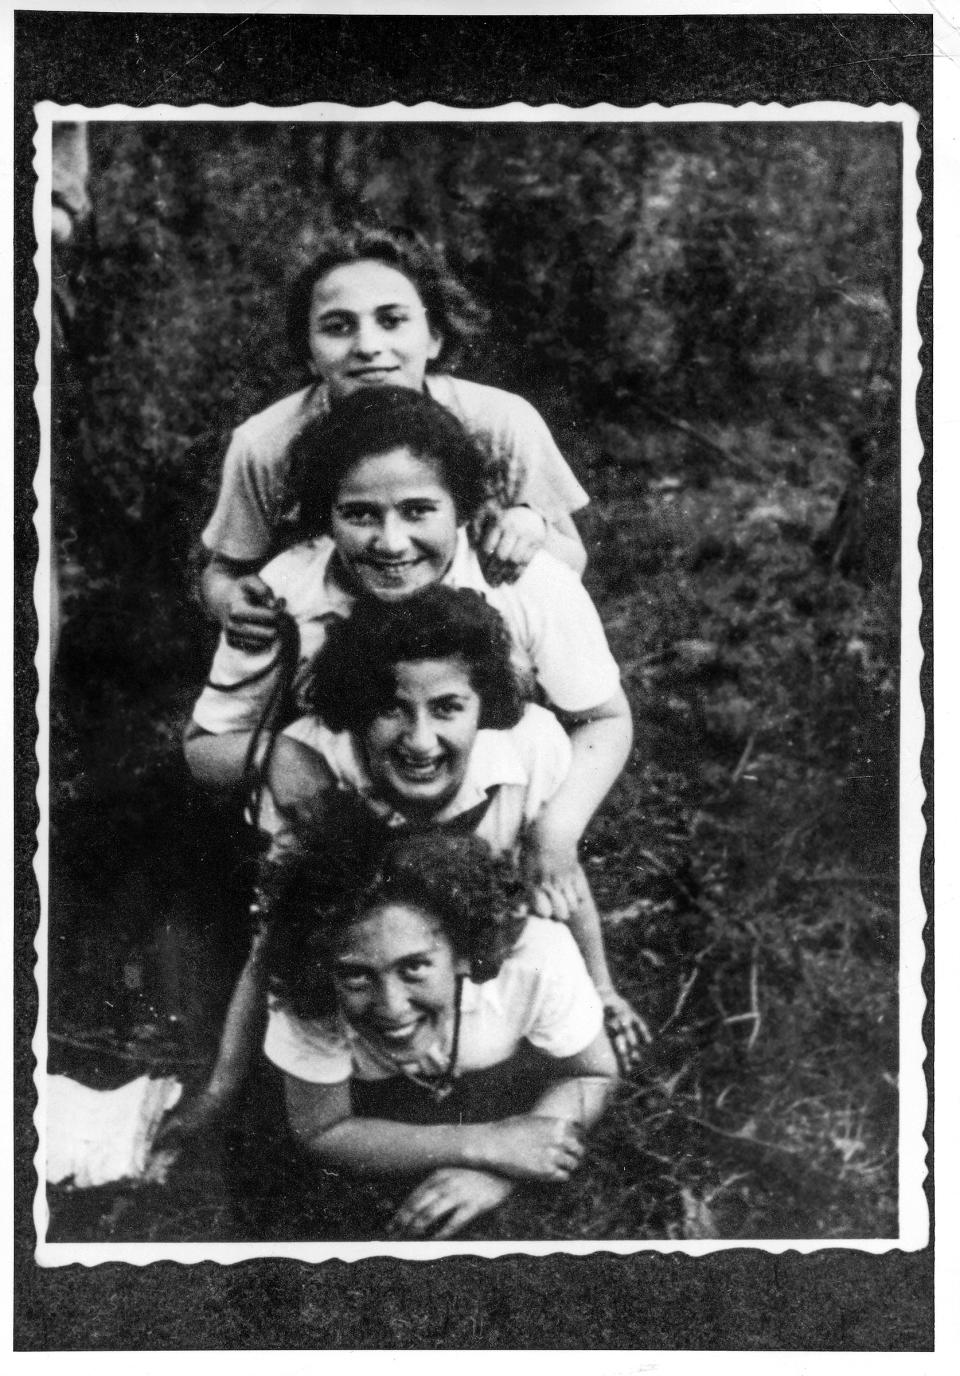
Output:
[
  {"xmin": 330, "ymin": 901, "xmax": 460, "ymax": 1064},
  {"xmin": 329, "ymin": 446, "xmax": 460, "ymax": 602},
  {"xmin": 260, "ymin": 820, "xmax": 619, "ymax": 1239},
  {"xmin": 260, "ymin": 585, "xmax": 535, "ymax": 849},
  {"xmin": 199, "ymin": 223, "xmax": 588, "ymax": 650},
  {"xmin": 361, "ymin": 657, "xmax": 482, "ymax": 818},
  {"xmin": 305, "ymin": 259, "xmax": 443, "ymax": 399}
]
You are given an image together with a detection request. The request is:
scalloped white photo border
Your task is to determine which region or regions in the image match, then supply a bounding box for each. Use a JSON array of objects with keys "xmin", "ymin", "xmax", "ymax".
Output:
[{"xmin": 30, "ymin": 97, "xmax": 925, "ymax": 1267}]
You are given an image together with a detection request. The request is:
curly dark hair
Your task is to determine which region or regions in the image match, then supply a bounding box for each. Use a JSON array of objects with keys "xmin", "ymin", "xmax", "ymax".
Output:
[
  {"xmin": 262, "ymin": 801, "xmax": 528, "ymax": 1021},
  {"xmin": 299, "ymin": 584, "xmax": 523, "ymax": 733},
  {"xmin": 286, "ymin": 223, "xmax": 487, "ymax": 376},
  {"xmin": 290, "ymin": 384, "xmax": 487, "ymax": 536}
]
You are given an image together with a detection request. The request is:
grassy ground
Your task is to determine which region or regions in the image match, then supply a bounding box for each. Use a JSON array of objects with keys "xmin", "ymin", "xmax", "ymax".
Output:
[{"xmin": 45, "ymin": 412, "xmax": 899, "ymax": 1244}]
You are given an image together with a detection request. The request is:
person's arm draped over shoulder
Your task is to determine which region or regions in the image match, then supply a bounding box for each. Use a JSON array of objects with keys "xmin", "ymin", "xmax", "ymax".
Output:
[
  {"xmin": 185, "ymin": 541, "xmax": 337, "ymax": 791},
  {"xmin": 494, "ymin": 556, "xmax": 646, "ymax": 1068},
  {"xmin": 527, "ymin": 685, "xmax": 633, "ymax": 916},
  {"xmin": 183, "ymin": 621, "xmax": 286, "ymax": 790},
  {"xmin": 201, "ymin": 559, "xmax": 284, "ymax": 653},
  {"xmin": 541, "ymin": 507, "xmax": 588, "ymax": 575},
  {"xmin": 199, "ymin": 388, "xmax": 317, "ymax": 647},
  {"xmin": 435, "ymin": 376, "xmax": 589, "ymax": 583},
  {"xmin": 498, "ymin": 552, "xmax": 633, "ymax": 910},
  {"xmin": 476, "ymin": 504, "xmax": 587, "ymax": 583}
]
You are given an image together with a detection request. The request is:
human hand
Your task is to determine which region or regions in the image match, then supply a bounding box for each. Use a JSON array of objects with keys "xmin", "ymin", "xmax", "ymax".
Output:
[
  {"xmin": 598, "ymin": 989, "xmax": 651, "ymax": 1074},
  {"xmin": 475, "ymin": 505, "xmax": 547, "ymax": 585},
  {"xmin": 388, "ymin": 1167, "xmax": 515, "ymax": 1239},
  {"xmin": 152, "ymin": 1086, "xmax": 228, "ymax": 1154},
  {"xmin": 522, "ymin": 824, "xmax": 588, "ymax": 923},
  {"xmin": 224, "ymin": 575, "xmax": 284, "ymax": 652},
  {"xmin": 480, "ymin": 1113, "xmax": 585, "ymax": 1181}
]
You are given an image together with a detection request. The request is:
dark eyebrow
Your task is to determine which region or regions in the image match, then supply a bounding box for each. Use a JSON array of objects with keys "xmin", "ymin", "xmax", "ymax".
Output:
[
  {"xmin": 400, "ymin": 946, "xmax": 442, "ymax": 962},
  {"xmin": 333, "ymin": 958, "xmax": 373, "ymax": 975},
  {"xmin": 316, "ymin": 302, "xmax": 412, "ymax": 317},
  {"xmin": 333, "ymin": 949, "xmax": 436, "ymax": 976}
]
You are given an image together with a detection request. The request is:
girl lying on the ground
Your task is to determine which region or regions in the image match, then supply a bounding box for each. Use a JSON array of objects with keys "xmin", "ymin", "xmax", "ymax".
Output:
[
  {"xmin": 261, "ymin": 817, "xmax": 619, "ymax": 1239},
  {"xmin": 201, "ymin": 222, "xmax": 588, "ymax": 653}
]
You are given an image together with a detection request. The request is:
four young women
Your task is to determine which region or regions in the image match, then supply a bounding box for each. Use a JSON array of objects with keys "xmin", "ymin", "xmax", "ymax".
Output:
[{"xmin": 178, "ymin": 223, "xmax": 645, "ymax": 1236}]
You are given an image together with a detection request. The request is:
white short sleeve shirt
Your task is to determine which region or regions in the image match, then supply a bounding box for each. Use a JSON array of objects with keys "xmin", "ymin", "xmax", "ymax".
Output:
[
  {"xmin": 201, "ymin": 385, "xmax": 324, "ymax": 562},
  {"xmin": 200, "ymin": 375, "xmax": 588, "ymax": 565},
  {"xmin": 190, "ymin": 531, "xmax": 620, "ymax": 735},
  {"xmin": 264, "ymin": 918, "xmax": 604, "ymax": 1085},
  {"xmin": 262, "ymin": 702, "xmax": 572, "ymax": 856}
]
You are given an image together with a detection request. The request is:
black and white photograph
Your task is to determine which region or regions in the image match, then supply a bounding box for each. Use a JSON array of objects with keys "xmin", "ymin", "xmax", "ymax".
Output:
[
  {"xmin": 13, "ymin": 2, "xmax": 939, "ymax": 1356},
  {"xmin": 34, "ymin": 104, "xmax": 923, "ymax": 1256}
]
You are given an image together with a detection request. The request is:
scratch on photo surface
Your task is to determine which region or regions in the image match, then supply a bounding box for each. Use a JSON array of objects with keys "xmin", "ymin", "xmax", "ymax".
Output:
[
  {"xmin": 888, "ymin": 0, "xmax": 958, "ymax": 68},
  {"xmin": 139, "ymin": 15, "xmax": 255, "ymax": 105}
]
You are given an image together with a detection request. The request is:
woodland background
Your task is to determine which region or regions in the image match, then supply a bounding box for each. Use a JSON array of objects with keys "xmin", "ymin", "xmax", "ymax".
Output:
[{"xmin": 48, "ymin": 120, "xmax": 902, "ymax": 1242}]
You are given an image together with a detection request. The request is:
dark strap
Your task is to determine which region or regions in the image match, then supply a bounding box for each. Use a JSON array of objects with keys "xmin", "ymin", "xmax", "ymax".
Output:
[
  {"xmin": 207, "ymin": 652, "xmax": 283, "ymax": 694},
  {"xmin": 406, "ymin": 789, "xmax": 498, "ymax": 835},
  {"xmin": 238, "ymin": 612, "xmax": 301, "ymax": 832}
]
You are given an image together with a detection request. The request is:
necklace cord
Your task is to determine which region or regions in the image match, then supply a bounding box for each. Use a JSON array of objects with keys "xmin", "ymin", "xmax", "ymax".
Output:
[
  {"xmin": 352, "ymin": 972, "xmax": 465, "ymax": 1102},
  {"xmin": 446, "ymin": 973, "xmax": 464, "ymax": 1089}
]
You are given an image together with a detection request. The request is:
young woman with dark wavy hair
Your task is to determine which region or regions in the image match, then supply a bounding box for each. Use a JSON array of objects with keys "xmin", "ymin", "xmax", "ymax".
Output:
[{"xmin": 261, "ymin": 819, "xmax": 617, "ymax": 1239}]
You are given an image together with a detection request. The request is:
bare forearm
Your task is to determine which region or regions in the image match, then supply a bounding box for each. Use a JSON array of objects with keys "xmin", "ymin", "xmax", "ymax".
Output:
[
  {"xmin": 530, "ymin": 1072, "xmax": 616, "ymax": 1131},
  {"xmin": 205, "ymin": 928, "xmax": 269, "ymax": 1101},
  {"xmin": 288, "ymin": 1083, "xmax": 590, "ymax": 1183},
  {"xmin": 295, "ymin": 1116, "xmax": 489, "ymax": 1178},
  {"xmin": 200, "ymin": 560, "xmax": 242, "ymax": 626},
  {"xmin": 184, "ymin": 727, "xmax": 256, "ymax": 789},
  {"xmin": 542, "ymin": 700, "xmax": 633, "ymax": 843},
  {"xmin": 527, "ymin": 1030, "xmax": 619, "ymax": 1131},
  {"xmin": 566, "ymin": 884, "xmax": 617, "ymax": 995}
]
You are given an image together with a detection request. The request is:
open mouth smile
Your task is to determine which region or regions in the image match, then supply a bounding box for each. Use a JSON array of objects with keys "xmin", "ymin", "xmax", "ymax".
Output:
[
  {"xmin": 361, "ymin": 558, "xmax": 425, "ymax": 582},
  {"xmin": 373, "ymin": 1017, "xmax": 424, "ymax": 1047},
  {"xmin": 392, "ymin": 750, "xmax": 447, "ymax": 783}
]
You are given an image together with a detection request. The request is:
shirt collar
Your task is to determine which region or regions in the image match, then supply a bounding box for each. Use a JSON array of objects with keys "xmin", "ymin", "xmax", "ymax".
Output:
[
  {"xmin": 444, "ymin": 528, "xmax": 487, "ymax": 592},
  {"xmin": 315, "ymin": 542, "xmax": 361, "ymax": 620},
  {"xmin": 314, "ymin": 378, "xmax": 442, "ymax": 412},
  {"xmin": 433, "ymin": 725, "xmax": 529, "ymax": 819},
  {"xmin": 332, "ymin": 719, "xmax": 530, "ymax": 824}
]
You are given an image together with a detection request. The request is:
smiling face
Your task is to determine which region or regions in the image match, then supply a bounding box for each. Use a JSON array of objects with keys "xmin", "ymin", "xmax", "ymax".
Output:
[
  {"xmin": 331, "ymin": 902, "xmax": 466, "ymax": 1061},
  {"xmin": 330, "ymin": 447, "xmax": 460, "ymax": 602},
  {"xmin": 363, "ymin": 656, "xmax": 482, "ymax": 817},
  {"xmin": 307, "ymin": 259, "xmax": 443, "ymax": 400}
]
